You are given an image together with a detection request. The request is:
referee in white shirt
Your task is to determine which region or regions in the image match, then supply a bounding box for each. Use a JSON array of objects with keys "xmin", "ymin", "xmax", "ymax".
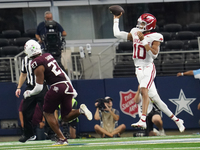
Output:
[{"xmin": 15, "ymin": 56, "xmax": 48, "ymax": 143}]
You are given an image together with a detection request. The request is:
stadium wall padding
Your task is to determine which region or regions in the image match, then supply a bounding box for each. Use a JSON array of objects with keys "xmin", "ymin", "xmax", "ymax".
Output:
[{"xmin": 0, "ymin": 76, "xmax": 199, "ymax": 135}]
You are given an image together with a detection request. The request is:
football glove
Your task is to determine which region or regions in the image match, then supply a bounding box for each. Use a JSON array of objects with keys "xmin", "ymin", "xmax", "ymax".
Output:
[{"xmin": 23, "ymin": 90, "xmax": 31, "ymax": 99}]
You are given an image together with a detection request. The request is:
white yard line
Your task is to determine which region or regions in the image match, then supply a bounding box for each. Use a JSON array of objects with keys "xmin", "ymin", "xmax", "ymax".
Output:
[{"xmin": 0, "ymin": 137, "xmax": 200, "ymax": 150}]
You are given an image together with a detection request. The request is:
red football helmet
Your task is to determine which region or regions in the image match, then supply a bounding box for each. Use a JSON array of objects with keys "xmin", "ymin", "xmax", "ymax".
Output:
[{"xmin": 136, "ymin": 13, "xmax": 157, "ymax": 31}]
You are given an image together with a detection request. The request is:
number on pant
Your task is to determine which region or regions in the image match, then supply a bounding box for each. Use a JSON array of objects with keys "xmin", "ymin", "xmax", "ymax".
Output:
[
  {"xmin": 133, "ymin": 44, "xmax": 146, "ymax": 59},
  {"xmin": 47, "ymin": 60, "xmax": 62, "ymax": 76}
]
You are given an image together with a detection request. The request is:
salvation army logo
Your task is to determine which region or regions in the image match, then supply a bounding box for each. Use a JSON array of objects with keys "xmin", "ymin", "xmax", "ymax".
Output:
[{"xmin": 119, "ymin": 89, "xmax": 138, "ymax": 118}]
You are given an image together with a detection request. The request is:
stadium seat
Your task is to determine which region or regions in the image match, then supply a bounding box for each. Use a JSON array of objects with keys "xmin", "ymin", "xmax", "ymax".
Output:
[
  {"xmin": 160, "ymin": 41, "xmax": 166, "ymax": 51},
  {"xmin": 116, "ymin": 42, "xmax": 133, "ymax": 53},
  {"xmin": 2, "ymin": 30, "xmax": 21, "ymax": 38},
  {"xmin": 187, "ymin": 39, "xmax": 198, "ymax": 50},
  {"xmin": 0, "ymin": 38, "xmax": 9, "ymax": 47},
  {"xmin": 163, "ymin": 24, "xmax": 182, "ymax": 32},
  {"xmin": 174, "ymin": 31, "xmax": 196, "ymax": 40},
  {"xmin": 163, "ymin": 53, "xmax": 185, "ymax": 61},
  {"xmin": 187, "ymin": 23, "xmax": 200, "ymax": 31},
  {"xmin": 24, "ymin": 29, "xmax": 36, "ymax": 38},
  {"xmin": 14, "ymin": 37, "xmax": 31, "ymax": 46},
  {"xmin": 165, "ymin": 40, "xmax": 184, "ymax": 51},
  {"xmin": 113, "ymin": 62, "xmax": 135, "ymax": 78},
  {"xmin": 160, "ymin": 32, "xmax": 172, "ymax": 41},
  {"xmin": 186, "ymin": 23, "xmax": 200, "ymax": 37},
  {"xmin": 162, "ymin": 59, "xmax": 185, "ymax": 76},
  {"xmin": 162, "ymin": 53, "xmax": 185, "ymax": 76},
  {"xmin": 185, "ymin": 53, "xmax": 200, "ymax": 70},
  {"xmin": 1, "ymin": 46, "xmax": 20, "ymax": 57}
]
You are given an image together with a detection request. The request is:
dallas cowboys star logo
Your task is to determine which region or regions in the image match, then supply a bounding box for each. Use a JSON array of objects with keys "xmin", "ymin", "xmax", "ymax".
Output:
[{"xmin": 169, "ymin": 89, "xmax": 196, "ymax": 116}]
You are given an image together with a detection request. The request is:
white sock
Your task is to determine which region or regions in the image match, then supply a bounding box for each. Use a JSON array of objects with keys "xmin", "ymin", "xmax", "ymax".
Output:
[
  {"xmin": 171, "ymin": 115, "xmax": 179, "ymax": 122},
  {"xmin": 141, "ymin": 114, "xmax": 146, "ymax": 121}
]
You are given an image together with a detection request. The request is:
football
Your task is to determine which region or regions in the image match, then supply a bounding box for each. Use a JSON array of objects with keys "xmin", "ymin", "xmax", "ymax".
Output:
[{"xmin": 109, "ymin": 5, "xmax": 125, "ymax": 16}]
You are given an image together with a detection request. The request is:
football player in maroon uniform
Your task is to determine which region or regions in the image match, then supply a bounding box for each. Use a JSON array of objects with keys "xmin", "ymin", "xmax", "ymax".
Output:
[{"xmin": 23, "ymin": 39, "xmax": 92, "ymax": 145}]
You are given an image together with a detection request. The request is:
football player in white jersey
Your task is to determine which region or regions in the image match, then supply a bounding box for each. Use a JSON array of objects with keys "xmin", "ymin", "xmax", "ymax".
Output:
[{"xmin": 113, "ymin": 13, "xmax": 185, "ymax": 132}]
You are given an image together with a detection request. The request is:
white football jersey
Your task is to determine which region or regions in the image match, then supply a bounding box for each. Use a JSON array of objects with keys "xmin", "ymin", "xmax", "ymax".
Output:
[{"xmin": 130, "ymin": 28, "xmax": 163, "ymax": 66}]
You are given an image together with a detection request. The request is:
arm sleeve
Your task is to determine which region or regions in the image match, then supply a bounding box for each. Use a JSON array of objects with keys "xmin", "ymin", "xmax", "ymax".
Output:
[
  {"xmin": 29, "ymin": 83, "xmax": 43, "ymax": 96},
  {"xmin": 113, "ymin": 18, "xmax": 128, "ymax": 40}
]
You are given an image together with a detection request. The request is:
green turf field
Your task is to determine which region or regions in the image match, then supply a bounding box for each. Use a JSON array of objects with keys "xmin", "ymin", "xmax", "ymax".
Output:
[{"xmin": 1, "ymin": 135, "xmax": 200, "ymax": 150}]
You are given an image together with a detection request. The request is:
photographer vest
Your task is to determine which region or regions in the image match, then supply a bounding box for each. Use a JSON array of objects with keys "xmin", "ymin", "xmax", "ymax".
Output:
[{"xmin": 100, "ymin": 109, "xmax": 117, "ymax": 133}]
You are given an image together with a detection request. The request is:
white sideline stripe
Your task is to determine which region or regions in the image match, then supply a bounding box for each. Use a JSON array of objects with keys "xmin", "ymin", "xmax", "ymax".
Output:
[
  {"xmin": 0, "ymin": 138, "xmax": 200, "ymax": 150},
  {"xmin": 94, "ymin": 148, "xmax": 200, "ymax": 150},
  {"xmin": 88, "ymin": 138, "xmax": 200, "ymax": 145},
  {"xmin": 0, "ymin": 135, "xmax": 197, "ymax": 146},
  {"xmin": 0, "ymin": 140, "xmax": 53, "ymax": 146}
]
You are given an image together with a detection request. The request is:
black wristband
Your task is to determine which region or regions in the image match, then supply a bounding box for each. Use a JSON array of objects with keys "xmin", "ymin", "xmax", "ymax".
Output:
[{"xmin": 17, "ymin": 88, "xmax": 21, "ymax": 89}]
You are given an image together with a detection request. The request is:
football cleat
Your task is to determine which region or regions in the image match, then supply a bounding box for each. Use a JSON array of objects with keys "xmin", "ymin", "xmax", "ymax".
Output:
[
  {"xmin": 27, "ymin": 135, "xmax": 36, "ymax": 141},
  {"xmin": 153, "ymin": 128, "xmax": 166, "ymax": 136},
  {"xmin": 80, "ymin": 104, "xmax": 93, "ymax": 121},
  {"xmin": 19, "ymin": 135, "xmax": 31, "ymax": 143},
  {"xmin": 175, "ymin": 119, "xmax": 185, "ymax": 132},
  {"xmin": 52, "ymin": 138, "xmax": 68, "ymax": 146},
  {"xmin": 131, "ymin": 119, "xmax": 147, "ymax": 129}
]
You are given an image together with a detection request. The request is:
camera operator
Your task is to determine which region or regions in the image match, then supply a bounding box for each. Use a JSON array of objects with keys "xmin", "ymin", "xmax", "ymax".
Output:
[
  {"xmin": 94, "ymin": 96, "xmax": 126, "ymax": 138},
  {"xmin": 35, "ymin": 11, "xmax": 67, "ymax": 71}
]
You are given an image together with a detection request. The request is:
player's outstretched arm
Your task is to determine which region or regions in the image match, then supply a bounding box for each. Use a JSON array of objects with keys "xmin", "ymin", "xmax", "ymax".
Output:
[
  {"xmin": 113, "ymin": 12, "xmax": 131, "ymax": 40},
  {"xmin": 177, "ymin": 70, "xmax": 194, "ymax": 77}
]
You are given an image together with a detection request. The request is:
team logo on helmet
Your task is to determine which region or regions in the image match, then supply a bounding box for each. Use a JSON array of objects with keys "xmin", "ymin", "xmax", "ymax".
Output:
[
  {"xmin": 137, "ymin": 13, "xmax": 157, "ymax": 31},
  {"xmin": 119, "ymin": 89, "xmax": 138, "ymax": 118}
]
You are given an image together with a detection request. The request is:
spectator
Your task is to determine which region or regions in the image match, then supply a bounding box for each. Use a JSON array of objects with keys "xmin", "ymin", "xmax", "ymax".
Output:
[
  {"xmin": 15, "ymin": 55, "xmax": 48, "ymax": 143},
  {"xmin": 94, "ymin": 96, "xmax": 126, "ymax": 138},
  {"xmin": 133, "ymin": 86, "xmax": 166, "ymax": 136},
  {"xmin": 19, "ymin": 100, "xmax": 46, "ymax": 140}
]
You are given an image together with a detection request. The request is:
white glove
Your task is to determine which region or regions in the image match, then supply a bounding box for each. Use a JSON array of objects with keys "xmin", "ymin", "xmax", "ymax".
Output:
[
  {"xmin": 23, "ymin": 90, "xmax": 31, "ymax": 99},
  {"xmin": 73, "ymin": 89, "xmax": 78, "ymax": 98}
]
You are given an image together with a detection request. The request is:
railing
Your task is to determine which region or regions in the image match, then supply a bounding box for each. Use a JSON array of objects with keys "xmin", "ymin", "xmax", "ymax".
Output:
[
  {"xmin": 97, "ymin": 39, "xmax": 120, "ymax": 79},
  {"xmin": 0, "ymin": 51, "xmax": 23, "ymax": 83},
  {"xmin": 67, "ymin": 40, "xmax": 121, "ymax": 80},
  {"xmin": 2, "ymin": 37, "xmax": 200, "ymax": 83}
]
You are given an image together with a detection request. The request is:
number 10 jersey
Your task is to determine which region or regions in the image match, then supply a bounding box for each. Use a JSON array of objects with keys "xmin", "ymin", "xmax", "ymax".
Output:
[{"xmin": 130, "ymin": 28, "xmax": 163, "ymax": 67}]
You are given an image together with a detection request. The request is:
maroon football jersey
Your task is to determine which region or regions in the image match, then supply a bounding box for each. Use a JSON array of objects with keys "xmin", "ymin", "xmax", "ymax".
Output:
[{"xmin": 31, "ymin": 53, "xmax": 68, "ymax": 85}]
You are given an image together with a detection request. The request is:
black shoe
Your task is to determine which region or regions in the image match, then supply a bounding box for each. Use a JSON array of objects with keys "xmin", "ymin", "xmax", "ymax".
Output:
[{"xmin": 19, "ymin": 135, "xmax": 30, "ymax": 143}]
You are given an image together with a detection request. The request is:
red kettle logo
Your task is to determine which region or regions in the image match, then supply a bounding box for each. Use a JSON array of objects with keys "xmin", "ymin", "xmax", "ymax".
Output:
[{"xmin": 119, "ymin": 90, "xmax": 138, "ymax": 118}]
